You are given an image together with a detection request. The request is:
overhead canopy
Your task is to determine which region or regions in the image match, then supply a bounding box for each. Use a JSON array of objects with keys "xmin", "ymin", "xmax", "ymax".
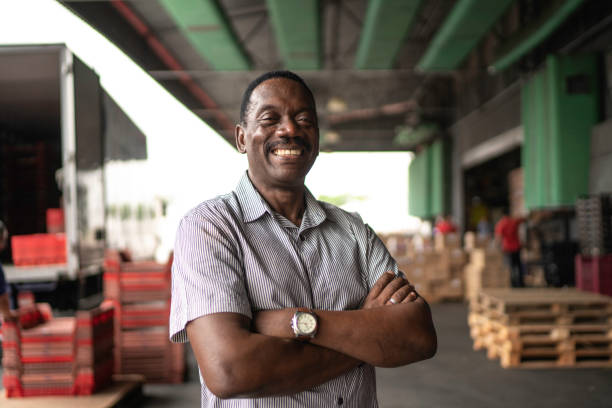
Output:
[
  {"xmin": 58, "ymin": 0, "xmax": 456, "ymax": 152},
  {"xmin": 56, "ymin": 0, "xmax": 592, "ymax": 152}
]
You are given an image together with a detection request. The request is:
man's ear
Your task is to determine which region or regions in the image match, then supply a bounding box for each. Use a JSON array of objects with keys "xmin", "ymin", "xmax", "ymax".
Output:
[{"xmin": 235, "ymin": 124, "xmax": 247, "ymax": 154}]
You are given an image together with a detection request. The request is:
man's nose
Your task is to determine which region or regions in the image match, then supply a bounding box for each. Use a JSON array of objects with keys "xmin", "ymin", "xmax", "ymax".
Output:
[{"xmin": 276, "ymin": 116, "xmax": 298, "ymax": 136}]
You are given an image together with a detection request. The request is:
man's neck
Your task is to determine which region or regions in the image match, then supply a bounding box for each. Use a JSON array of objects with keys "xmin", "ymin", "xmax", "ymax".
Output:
[{"xmin": 248, "ymin": 174, "xmax": 306, "ymax": 227}]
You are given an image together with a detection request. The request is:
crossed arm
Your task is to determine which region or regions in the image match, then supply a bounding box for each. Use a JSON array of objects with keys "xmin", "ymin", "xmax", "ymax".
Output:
[{"xmin": 186, "ymin": 272, "xmax": 437, "ymax": 399}]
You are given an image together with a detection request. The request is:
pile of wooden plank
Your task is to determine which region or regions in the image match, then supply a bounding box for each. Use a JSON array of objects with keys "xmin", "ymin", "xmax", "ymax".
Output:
[
  {"xmin": 104, "ymin": 251, "xmax": 184, "ymax": 383},
  {"xmin": 468, "ymin": 288, "xmax": 612, "ymax": 368}
]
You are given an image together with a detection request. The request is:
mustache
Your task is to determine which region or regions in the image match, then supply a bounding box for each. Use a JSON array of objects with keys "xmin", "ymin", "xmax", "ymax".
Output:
[{"xmin": 265, "ymin": 138, "xmax": 312, "ymax": 154}]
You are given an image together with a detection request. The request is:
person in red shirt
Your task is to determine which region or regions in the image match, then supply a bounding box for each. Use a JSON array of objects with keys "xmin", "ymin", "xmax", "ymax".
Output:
[
  {"xmin": 495, "ymin": 212, "xmax": 526, "ymax": 287},
  {"xmin": 435, "ymin": 215, "xmax": 457, "ymax": 235}
]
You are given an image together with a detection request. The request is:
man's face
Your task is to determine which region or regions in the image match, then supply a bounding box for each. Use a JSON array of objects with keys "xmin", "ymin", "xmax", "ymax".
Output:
[{"xmin": 236, "ymin": 77, "xmax": 319, "ymax": 190}]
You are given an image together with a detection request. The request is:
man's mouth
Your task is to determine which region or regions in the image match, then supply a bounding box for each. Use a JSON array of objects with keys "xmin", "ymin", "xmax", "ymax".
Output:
[{"xmin": 272, "ymin": 148, "xmax": 303, "ymax": 157}]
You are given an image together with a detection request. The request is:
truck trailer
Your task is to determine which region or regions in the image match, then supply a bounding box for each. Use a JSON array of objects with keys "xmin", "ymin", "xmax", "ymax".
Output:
[{"xmin": 0, "ymin": 44, "xmax": 146, "ymax": 310}]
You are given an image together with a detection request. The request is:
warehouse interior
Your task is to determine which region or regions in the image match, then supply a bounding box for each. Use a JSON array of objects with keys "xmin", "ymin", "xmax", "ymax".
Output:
[{"xmin": 2, "ymin": 0, "xmax": 612, "ymax": 406}]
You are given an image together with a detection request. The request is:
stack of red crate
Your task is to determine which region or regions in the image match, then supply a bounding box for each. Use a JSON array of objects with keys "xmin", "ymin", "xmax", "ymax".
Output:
[
  {"xmin": 1, "ymin": 297, "xmax": 115, "ymax": 397},
  {"xmin": 73, "ymin": 302, "xmax": 116, "ymax": 394},
  {"xmin": 104, "ymin": 251, "xmax": 184, "ymax": 383},
  {"xmin": 10, "ymin": 233, "xmax": 67, "ymax": 266},
  {"xmin": 46, "ymin": 208, "xmax": 65, "ymax": 233}
]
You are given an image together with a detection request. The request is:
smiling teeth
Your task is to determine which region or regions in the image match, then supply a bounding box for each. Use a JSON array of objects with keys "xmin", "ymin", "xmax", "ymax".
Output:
[{"xmin": 274, "ymin": 149, "xmax": 302, "ymax": 156}]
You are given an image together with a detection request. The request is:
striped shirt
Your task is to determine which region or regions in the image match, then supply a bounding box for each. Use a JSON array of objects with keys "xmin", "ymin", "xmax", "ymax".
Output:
[{"xmin": 170, "ymin": 172, "xmax": 398, "ymax": 407}]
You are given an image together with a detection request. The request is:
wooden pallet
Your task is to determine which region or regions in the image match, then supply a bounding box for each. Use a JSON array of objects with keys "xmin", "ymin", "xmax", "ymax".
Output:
[
  {"xmin": 470, "ymin": 288, "xmax": 612, "ymax": 324},
  {"xmin": 491, "ymin": 341, "xmax": 612, "ymax": 368},
  {"xmin": 472, "ymin": 288, "xmax": 612, "ymax": 314},
  {"xmin": 468, "ymin": 288, "xmax": 612, "ymax": 368}
]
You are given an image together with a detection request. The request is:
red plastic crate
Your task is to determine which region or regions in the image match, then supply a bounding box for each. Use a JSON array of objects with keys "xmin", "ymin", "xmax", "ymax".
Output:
[
  {"xmin": 11, "ymin": 233, "xmax": 67, "ymax": 266},
  {"xmin": 46, "ymin": 208, "xmax": 65, "ymax": 233},
  {"xmin": 575, "ymin": 254, "xmax": 612, "ymax": 296}
]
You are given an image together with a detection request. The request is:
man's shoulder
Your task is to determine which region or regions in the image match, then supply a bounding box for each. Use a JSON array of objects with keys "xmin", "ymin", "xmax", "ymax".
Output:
[
  {"xmin": 318, "ymin": 200, "xmax": 367, "ymax": 230},
  {"xmin": 181, "ymin": 191, "xmax": 241, "ymax": 226}
]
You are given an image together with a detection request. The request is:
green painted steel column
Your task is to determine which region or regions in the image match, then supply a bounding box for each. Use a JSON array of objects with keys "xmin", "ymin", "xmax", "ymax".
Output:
[
  {"xmin": 521, "ymin": 76, "xmax": 536, "ymax": 210},
  {"xmin": 521, "ymin": 54, "xmax": 598, "ymax": 209},
  {"xmin": 409, "ymin": 149, "xmax": 430, "ymax": 218},
  {"xmin": 429, "ymin": 139, "xmax": 445, "ymax": 216}
]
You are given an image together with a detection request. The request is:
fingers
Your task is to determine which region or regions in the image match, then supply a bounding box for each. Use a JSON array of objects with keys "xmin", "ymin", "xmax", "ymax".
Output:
[
  {"xmin": 400, "ymin": 289, "xmax": 419, "ymax": 304},
  {"xmin": 386, "ymin": 283, "xmax": 418, "ymax": 305},
  {"xmin": 365, "ymin": 271, "xmax": 396, "ymax": 302},
  {"xmin": 379, "ymin": 276, "xmax": 407, "ymax": 299},
  {"xmin": 363, "ymin": 271, "xmax": 418, "ymax": 309}
]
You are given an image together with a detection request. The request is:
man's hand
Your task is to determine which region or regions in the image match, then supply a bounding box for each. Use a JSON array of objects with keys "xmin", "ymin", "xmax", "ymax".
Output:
[{"xmin": 362, "ymin": 271, "xmax": 418, "ymax": 309}]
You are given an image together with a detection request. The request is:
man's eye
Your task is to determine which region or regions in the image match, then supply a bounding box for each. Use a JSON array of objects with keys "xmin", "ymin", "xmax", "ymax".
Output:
[{"xmin": 297, "ymin": 117, "xmax": 313, "ymax": 124}]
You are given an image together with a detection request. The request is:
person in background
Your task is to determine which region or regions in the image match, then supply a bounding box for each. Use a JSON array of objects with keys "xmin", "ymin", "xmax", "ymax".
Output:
[
  {"xmin": 468, "ymin": 196, "xmax": 489, "ymax": 231},
  {"xmin": 0, "ymin": 220, "xmax": 16, "ymax": 322},
  {"xmin": 170, "ymin": 70, "xmax": 437, "ymax": 407},
  {"xmin": 495, "ymin": 210, "xmax": 527, "ymax": 287},
  {"xmin": 435, "ymin": 214, "xmax": 457, "ymax": 235}
]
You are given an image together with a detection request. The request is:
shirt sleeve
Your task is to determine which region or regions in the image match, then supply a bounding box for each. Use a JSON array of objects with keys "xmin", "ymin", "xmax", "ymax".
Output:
[
  {"xmin": 169, "ymin": 212, "xmax": 251, "ymax": 343},
  {"xmin": 364, "ymin": 224, "xmax": 398, "ymax": 290}
]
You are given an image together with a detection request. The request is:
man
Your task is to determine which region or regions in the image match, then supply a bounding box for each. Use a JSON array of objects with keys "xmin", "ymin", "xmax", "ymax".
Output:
[
  {"xmin": 495, "ymin": 211, "xmax": 526, "ymax": 287},
  {"xmin": 0, "ymin": 220, "xmax": 16, "ymax": 322},
  {"xmin": 170, "ymin": 71, "xmax": 437, "ymax": 407}
]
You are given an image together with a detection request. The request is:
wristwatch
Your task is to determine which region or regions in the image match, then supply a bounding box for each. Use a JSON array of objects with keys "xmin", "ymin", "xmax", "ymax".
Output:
[{"xmin": 290, "ymin": 308, "xmax": 318, "ymax": 341}]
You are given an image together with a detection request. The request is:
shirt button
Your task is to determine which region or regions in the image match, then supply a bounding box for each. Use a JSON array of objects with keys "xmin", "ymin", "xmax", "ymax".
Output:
[
  {"xmin": 299, "ymin": 235, "xmax": 305, "ymax": 241},
  {"xmin": 337, "ymin": 396, "xmax": 344, "ymax": 405}
]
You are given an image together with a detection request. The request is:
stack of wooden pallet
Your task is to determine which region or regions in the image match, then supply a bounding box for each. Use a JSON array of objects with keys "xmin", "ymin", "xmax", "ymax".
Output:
[
  {"xmin": 104, "ymin": 251, "xmax": 184, "ymax": 383},
  {"xmin": 468, "ymin": 288, "xmax": 612, "ymax": 368}
]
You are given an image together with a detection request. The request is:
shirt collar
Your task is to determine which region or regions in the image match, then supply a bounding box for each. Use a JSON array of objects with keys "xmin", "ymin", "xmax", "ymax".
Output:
[
  {"xmin": 235, "ymin": 172, "xmax": 270, "ymax": 223},
  {"xmin": 235, "ymin": 171, "xmax": 327, "ymax": 228}
]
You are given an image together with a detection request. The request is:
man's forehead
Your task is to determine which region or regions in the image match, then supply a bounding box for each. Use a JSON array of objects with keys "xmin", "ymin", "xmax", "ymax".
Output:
[{"xmin": 250, "ymin": 78, "xmax": 314, "ymax": 107}]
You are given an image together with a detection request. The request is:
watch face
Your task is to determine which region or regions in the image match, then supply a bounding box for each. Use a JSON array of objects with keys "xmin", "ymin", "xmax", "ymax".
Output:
[{"xmin": 296, "ymin": 312, "xmax": 316, "ymax": 334}]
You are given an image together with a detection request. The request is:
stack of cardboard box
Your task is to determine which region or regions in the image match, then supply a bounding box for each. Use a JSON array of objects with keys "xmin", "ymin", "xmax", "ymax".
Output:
[
  {"xmin": 463, "ymin": 235, "xmax": 510, "ymax": 300},
  {"xmin": 394, "ymin": 233, "xmax": 466, "ymax": 302}
]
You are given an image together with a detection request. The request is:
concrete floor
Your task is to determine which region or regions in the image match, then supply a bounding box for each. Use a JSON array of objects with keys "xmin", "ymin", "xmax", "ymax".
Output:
[
  {"xmin": 139, "ymin": 303, "xmax": 612, "ymax": 407},
  {"xmin": 3, "ymin": 302, "xmax": 612, "ymax": 407}
]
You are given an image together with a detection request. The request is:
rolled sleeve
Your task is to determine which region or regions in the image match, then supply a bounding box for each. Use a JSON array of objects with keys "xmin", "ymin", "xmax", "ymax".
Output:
[{"xmin": 170, "ymin": 213, "xmax": 251, "ymax": 343}]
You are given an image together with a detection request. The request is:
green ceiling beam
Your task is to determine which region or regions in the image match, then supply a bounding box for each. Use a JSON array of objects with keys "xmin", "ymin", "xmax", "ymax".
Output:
[
  {"xmin": 355, "ymin": 0, "xmax": 423, "ymax": 70},
  {"xmin": 489, "ymin": 0, "xmax": 585, "ymax": 73},
  {"xmin": 416, "ymin": 0, "xmax": 514, "ymax": 72},
  {"xmin": 158, "ymin": 0, "xmax": 250, "ymax": 71},
  {"xmin": 266, "ymin": 0, "xmax": 321, "ymax": 70}
]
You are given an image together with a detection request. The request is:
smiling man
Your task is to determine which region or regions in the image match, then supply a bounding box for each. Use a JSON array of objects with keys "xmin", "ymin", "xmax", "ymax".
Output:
[{"xmin": 170, "ymin": 71, "xmax": 437, "ymax": 407}]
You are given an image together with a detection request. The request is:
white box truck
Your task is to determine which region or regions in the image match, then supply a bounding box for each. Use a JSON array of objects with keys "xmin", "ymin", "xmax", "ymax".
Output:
[{"xmin": 0, "ymin": 44, "xmax": 145, "ymax": 310}]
